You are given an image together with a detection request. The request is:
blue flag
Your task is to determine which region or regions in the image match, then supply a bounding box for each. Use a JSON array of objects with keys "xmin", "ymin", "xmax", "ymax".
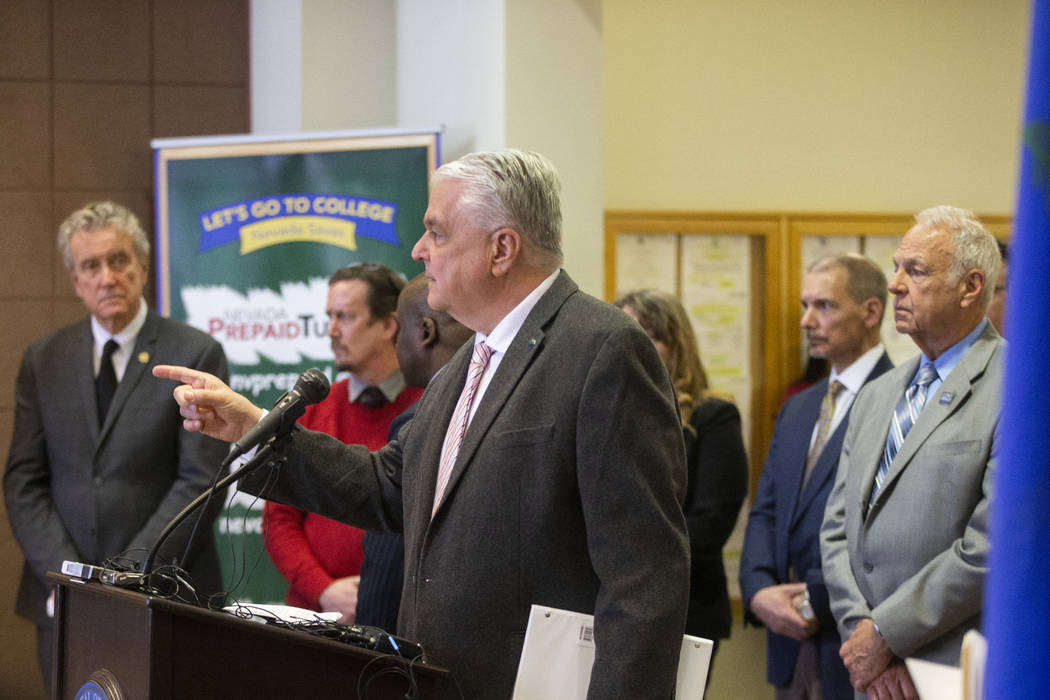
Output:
[{"xmin": 984, "ymin": 1, "xmax": 1050, "ymax": 697}]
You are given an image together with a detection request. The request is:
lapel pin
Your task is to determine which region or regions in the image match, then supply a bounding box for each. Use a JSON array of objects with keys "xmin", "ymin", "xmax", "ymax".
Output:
[
  {"xmin": 938, "ymin": 392, "xmax": 954, "ymax": 405},
  {"xmin": 138, "ymin": 351, "xmax": 150, "ymax": 364},
  {"xmin": 527, "ymin": 337, "xmax": 537, "ymax": 350}
]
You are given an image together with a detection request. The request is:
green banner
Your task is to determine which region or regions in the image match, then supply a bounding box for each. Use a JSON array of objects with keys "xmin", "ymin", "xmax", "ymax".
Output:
[{"xmin": 154, "ymin": 130, "xmax": 439, "ymax": 603}]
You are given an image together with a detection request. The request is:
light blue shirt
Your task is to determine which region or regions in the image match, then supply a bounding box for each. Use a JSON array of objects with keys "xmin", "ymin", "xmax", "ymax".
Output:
[{"xmin": 917, "ymin": 318, "xmax": 988, "ymax": 398}]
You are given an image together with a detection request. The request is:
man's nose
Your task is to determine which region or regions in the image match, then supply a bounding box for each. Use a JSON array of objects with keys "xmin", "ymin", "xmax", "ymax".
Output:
[
  {"xmin": 99, "ymin": 261, "xmax": 118, "ymax": 285},
  {"xmin": 800, "ymin": 307, "xmax": 815, "ymax": 328},
  {"xmin": 889, "ymin": 268, "xmax": 907, "ymax": 295},
  {"xmin": 411, "ymin": 233, "xmax": 427, "ymax": 261}
]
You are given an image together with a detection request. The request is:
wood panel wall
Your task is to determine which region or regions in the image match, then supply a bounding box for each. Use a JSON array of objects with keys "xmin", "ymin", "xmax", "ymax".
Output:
[{"xmin": 0, "ymin": 2, "xmax": 249, "ymax": 696}]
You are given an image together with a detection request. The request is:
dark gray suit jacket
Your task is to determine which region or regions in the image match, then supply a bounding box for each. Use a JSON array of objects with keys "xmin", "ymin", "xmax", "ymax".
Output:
[
  {"xmin": 822, "ymin": 323, "xmax": 1003, "ymax": 669},
  {"xmin": 244, "ymin": 271, "xmax": 691, "ymax": 699},
  {"xmin": 4, "ymin": 310, "xmax": 229, "ymax": 624}
]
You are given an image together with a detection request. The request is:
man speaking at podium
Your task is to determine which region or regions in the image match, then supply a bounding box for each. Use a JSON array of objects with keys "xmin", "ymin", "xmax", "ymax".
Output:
[
  {"xmin": 155, "ymin": 150, "xmax": 691, "ymax": 699},
  {"xmin": 4, "ymin": 201, "xmax": 229, "ymax": 692}
]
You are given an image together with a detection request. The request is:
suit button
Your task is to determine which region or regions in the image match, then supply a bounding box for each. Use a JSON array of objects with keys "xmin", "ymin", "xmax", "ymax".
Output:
[
  {"xmin": 864, "ymin": 562, "xmax": 874, "ymax": 573},
  {"xmin": 93, "ymin": 477, "xmax": 103, "ymax": 488}
]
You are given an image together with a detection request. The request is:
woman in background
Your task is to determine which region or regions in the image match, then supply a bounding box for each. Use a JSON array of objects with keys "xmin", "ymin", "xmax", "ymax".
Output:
[{"xmin": 615, "ymin": 289, "xmax": 749, "ymax": 669}]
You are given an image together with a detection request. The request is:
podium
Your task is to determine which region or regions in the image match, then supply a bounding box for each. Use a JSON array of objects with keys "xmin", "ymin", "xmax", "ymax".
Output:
[{"xmin": 48, "ymin": 572, "xmax": 450, "ymax": 699}]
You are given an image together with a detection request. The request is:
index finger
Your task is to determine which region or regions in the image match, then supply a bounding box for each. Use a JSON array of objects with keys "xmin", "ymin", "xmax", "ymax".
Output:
[{"xmin": 153, "ymin": 364, "xmax": 210, "ymax": 386}]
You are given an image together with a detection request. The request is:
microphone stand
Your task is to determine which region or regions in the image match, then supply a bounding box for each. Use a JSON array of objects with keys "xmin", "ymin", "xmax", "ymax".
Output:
[{"xmin": 139, "ymin": 434, "xmax": 289, "ymax": 579}]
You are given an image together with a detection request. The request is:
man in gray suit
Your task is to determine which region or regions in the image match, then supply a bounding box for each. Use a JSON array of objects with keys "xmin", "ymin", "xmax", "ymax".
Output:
[
  {"xmin": 154, "ymin": 150, "xmax": 690, "ymax": 699},
  {"xmin": 4, "ymin": 201, "xmax": 229, "ymax": 691},
  {"xmin": 820, "ymin": 206, "xmax": 1003, "ymax": 699}
]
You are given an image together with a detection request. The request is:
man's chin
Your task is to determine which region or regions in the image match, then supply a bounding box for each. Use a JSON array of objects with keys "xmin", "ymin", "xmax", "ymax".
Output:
[
  {"xmin": 426, "ymin": 291, "xmax": 448, "ymax": 312},
  {"xmin": 96, "ymin": 299, "xmax": 127, "ymax": 312},
  {"xmin": 95, "ymin": 303, "xmax": 129, "ymax": 322}
]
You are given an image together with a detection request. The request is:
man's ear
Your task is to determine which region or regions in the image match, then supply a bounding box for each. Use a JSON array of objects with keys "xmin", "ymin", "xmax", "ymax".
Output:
[
  {"xmin": 420, "ymin": 317, "xmax": 438, "ymax": 348},
  {"xmin": 959, "ymin": 269, "xmax": 986, "ymax": 308},
  {"xmin": 379, "ymin": 312, "xmax": 399, "ymax": 341},
  {"xmin": 863, "ymin": 297, "xmax": 883, "ymax": 329},
  {"xmin": 490, "ymin": 228, "xmax": 521, "ymax": 277}
]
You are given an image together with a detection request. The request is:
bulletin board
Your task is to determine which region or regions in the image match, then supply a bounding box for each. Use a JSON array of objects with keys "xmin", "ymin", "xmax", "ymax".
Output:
[{"xmin": 604, "ymin": 211, "xmax": 784, "ymax": 488}]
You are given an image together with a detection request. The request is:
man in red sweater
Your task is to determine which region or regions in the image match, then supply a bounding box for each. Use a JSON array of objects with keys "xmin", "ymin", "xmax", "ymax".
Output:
[{"xmin": 263, "ymin": 263, "xmax": 423, "ymax": 621}]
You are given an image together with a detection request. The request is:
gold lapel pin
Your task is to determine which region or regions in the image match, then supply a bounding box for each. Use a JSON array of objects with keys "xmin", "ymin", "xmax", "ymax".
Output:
[{"xmin": 138, "ymin": 351, "xmax": 150, "ymax": 364}]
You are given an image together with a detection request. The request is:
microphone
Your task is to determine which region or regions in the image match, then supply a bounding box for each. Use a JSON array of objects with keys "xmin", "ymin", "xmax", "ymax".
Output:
[
  {"xmin": 230, "ymin": 368, "xmax": 331, "ymax": 459},
  {"xmin": 138, "ymin": 368, "xmax": 330, "ymax": 579}
]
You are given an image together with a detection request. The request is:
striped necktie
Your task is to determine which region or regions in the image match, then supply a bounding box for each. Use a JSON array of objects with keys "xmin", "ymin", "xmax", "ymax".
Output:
[
  {"xmin": 802, "ymin": 379, "xmax": 844, "ymax": 489},
  {"xmin": 869, "ymin": 363, "xmax": 938, "ymax": 509},
  {"xmin": 433, "ymin": 342, "xmax": 492, "ymax": 515}
]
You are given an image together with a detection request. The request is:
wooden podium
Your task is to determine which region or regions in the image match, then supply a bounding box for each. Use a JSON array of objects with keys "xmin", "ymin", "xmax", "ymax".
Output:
[{"xmin": 48, "ymin": 572, "xmax": 450, "ymax": 699}]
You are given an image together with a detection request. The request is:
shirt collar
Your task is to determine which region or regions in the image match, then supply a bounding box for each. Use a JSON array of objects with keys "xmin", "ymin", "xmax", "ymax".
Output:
[
  {"xmin": 91, "ymin": 298, "xmax": 148, "ymax": 351},
  {"xmin": 348, "ymin": 370, "xmax": 406, "ymax": 403},
  {"xmin": 830, "ymin": 343, "xmax": 885, "ymax": 396},
  {"xmin": 921, "ymin": 318, "xmax": 987, "ymax": 382},
  {"xmin": 477, "ymin": 269, "xmax": 560, "ymax": 355}
]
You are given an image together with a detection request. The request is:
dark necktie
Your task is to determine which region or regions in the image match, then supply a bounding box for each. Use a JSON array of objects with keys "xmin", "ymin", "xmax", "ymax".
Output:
[
  {"xmin": 358, "ymin": 385, "xmax": 388, "ymax": 408},
  {"xmin": 96, "ymin": 339, "xmax": 119, "ymax": 426}
]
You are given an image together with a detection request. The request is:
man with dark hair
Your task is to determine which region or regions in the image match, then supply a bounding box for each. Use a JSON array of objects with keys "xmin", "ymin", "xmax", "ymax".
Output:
[
  {"xmin": 5, "ymin": 201, "xmax": 229, "ymax": 691},
  {"xmin": 822, "ymin": 206, "xmax": 1003, "ymax": 698},
  {"xmin": 155, "ymin": 149, "xmax": 689, "ymax": 699},
  {"xmin": 263, "ymin": 262, "xmax": 423, "ymax": 622},
  {"xmin": 741, "ymin": 253, "xmax": 892, "ymax": 700}
]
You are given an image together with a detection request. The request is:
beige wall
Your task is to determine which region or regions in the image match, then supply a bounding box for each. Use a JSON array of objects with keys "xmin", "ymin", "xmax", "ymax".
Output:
[
  {"xmin": 604, "ymin": 0, "xmax": 1030, "ymax": 213},
  {"xmin": 506, "ymin": 0, "xmax": 604, "ymax": 295},
  {"xmin": 303, "ymin": 0, "xmax": 397, "ymax": 131},
  {"xmin": 291, "ymin": 0, "xmax": 1031, "ymax": 295},
  {"xmin": 0, "ymin": 3, "xmax": 250, "ymax": 697},
  {"xmin": 289, "ymin": 0, "xmax": 606, "ymax": 296}
]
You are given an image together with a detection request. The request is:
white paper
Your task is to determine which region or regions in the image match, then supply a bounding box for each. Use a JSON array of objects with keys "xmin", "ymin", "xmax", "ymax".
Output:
[
  {"xmin": 512, "ymin": 604, "xmax": 713, "ymax": 700},
  {"xmin": 223, "ymin": 603, "xmax": 341, "ymax": 624},
  {"xmin": 961, "ymin": 629, "xmax": 987, "ymax": 700},
  {"xmin": 801, "ymin": 235, "xmax": 861, "ymax": 276},
  {"xmin": 615, "ymin": 233, "xmax": 678, "ymax": 297},
  {"xmin": 905, "ymin": 657, "xmax": 962, "ymax": 700}
]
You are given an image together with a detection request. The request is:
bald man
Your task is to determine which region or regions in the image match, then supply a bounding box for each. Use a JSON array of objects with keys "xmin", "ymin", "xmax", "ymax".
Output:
[{"xmin": 356, "ymin": 274, "xmax": 473, "ymax": 630}]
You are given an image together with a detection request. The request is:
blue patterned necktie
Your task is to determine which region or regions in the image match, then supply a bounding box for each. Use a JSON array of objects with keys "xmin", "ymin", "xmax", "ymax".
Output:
[{"xmin": 869, "ymin": 363, "xmax": 939, "ymax": 509}]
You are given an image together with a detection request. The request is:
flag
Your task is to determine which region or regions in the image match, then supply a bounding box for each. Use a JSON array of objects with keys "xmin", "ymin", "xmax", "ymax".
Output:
[{"xmin": 984, "ymin": 1, "xmax": 1050, "ymax": 697}]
